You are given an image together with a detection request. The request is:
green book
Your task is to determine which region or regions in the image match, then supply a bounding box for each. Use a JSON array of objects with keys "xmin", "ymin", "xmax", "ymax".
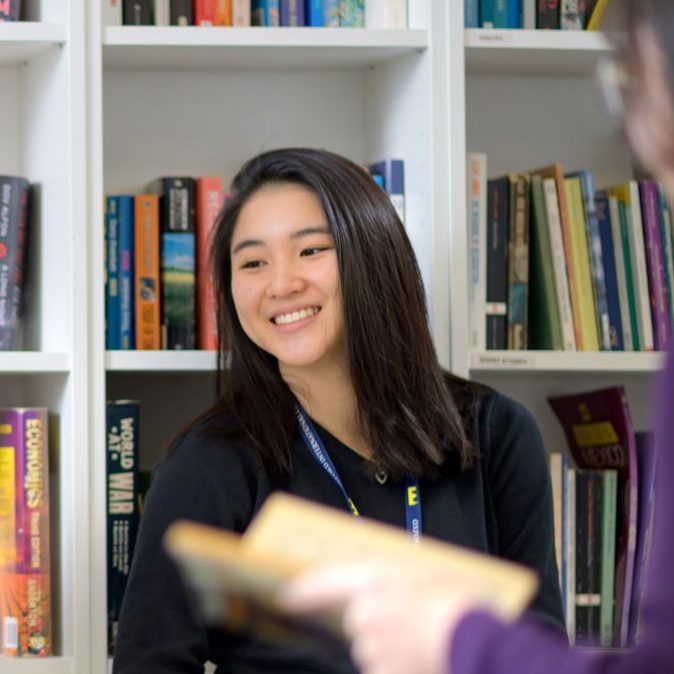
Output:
[
  {"xmin": 600, "ymin": 470, "xmax": 618, "ymax": 646},
  {"xmin": 529, "ymin": 175, "xmax": 563, "ymax": 350},
  {"xmin": 618, "ymin": 200, "xmax": 641, "ymax": 351}
]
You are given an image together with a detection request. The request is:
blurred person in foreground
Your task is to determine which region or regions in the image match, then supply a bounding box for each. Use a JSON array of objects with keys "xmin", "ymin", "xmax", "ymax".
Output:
[{"xmin": 281, "ymin": 1, "xmax": 674, "ymax": 673}]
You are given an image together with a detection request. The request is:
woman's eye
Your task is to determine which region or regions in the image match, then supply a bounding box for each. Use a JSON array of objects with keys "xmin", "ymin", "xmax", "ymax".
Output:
[
  {"xmin": 241, "ymin": 260, "xmax": 264, "ymax": 269},
  {"xmin": 300, "ymin": 247, "xmax": 328, "ymax": 257}
]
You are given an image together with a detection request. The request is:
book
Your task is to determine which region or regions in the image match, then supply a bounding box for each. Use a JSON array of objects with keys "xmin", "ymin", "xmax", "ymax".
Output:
[
  {"xmin": 105, "ymin": 197, "xmax": 121, "ymax": 350},
  {"xmin": 232, "ymin": 0, "xmax": 250, "ymax": 25},
  {"xmin": 305, "ymin": 0, "xmax": 324, "ymax": 26},
  {"xmin": 106, "ymin": 400, "xmax": 140, "ymax": 655},
  {"xmin": 122, "ymin": 0, "xmax": 153, "ymax": 24},
  {"xmin": 0, "ymin": 0, "xmax": 20, "ymax": 21},
  {"xmin": 561, "ymin": 0, "xmax": 585, "ymax": 29},
  {"xmin": 117, "ymin": 196, "xmax": 135, "ymax": 350},
  {"xmin": 195, "ymin": 0, "xmax": 217, "ymax": 25},
  {"xmin": 0, "ymin": 176, "xmax": 29, "ymax": 351},
  {"xmin": 537, "ymin": 0, "xmax": 560, "ymax": 28},
  {"xmin": 154, "ymin": 0, "xmax": 170, "ymax": 25},
  {"xmin": 134, "ymin": 194, "xmax": 161, "ymax": 350},
  {"xmin": 656, "ymin": 183, "xmax": 674, "ymax": 325},
  {"xmin": 599, "ymin": 469, "xmax": 618, "ymax": 646},
  {"xmin": 616, "ymin": 197, "xmax": 641, "ymax": 350},
  {"xmin": 164, "ymin": 493, "xmax": 538, "ymax": 646},
  {"xmin": 368, "ymin": 159, "xmax": 405, "ymax": 225},
  {"xmin": 280, "ymin": 0, "xmax": 305, "ymax": 25},
  {"xmin": 171, "ymin": 0, "xmax": 193, "ymax": 24},
  {"xmin": 365, "ymin": 0, "xmax": 407, "ymax": 28},
  {"xmin": 103, "ymin": 0, "xmax": 123, "ymax": 25},
  {"xmin": 548, "ymin": 386, "xmax": 638, "ymax": 647},
  {"xmin": 523, "ymin": 0, "xmax": 536, "ymax": 28},
  {"xmin": 214, "ymin": 0, "xmax": 232, "ymax": 25},
  {"xmin": 464, "ymin": 0, "xmax": 479, "ymax": 28},
  {"xmin": 467, "ymin": 153, "xmax": 487, "ymax": 351},
  {"xmin": 0, "ymin": 408, "xmax": 51, "ymax": 657},
  {"xmin": 485, "ymin": 176, "xmax": 509, "ymax": 350},
  {"xmin": 252, "ymin": 0, "xmax": 280, "ymax": 25},
  {"xmin": 586, "ymin": 0, "xmax": 610, "ymax": 30},
  {"xmin": 324, "ymin": 0, "xmax": 339, "ymax": 26},
  {"xmin": 339, "ymin": 0, "xmax": 364, "ymax": 27}
]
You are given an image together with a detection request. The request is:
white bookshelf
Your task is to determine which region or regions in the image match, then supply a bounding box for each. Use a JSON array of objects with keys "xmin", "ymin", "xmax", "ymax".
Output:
[
  {"xmin": 0, "ymin": 656, "xmax": 74, "ymax": 674},
  {"xmin": 106, "ymin": 350, "xmax": 217, "ymax": 372}
]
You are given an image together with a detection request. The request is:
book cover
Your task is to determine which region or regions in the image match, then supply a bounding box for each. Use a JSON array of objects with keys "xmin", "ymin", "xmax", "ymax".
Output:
[
  {"xmin": 154, "ymin": 0, "xmax": 170, "ymax": 25},
  {"xmin": 339, "ymin": 0, "xmax": 364, "ymax": 27},
  {"xmin": 106, "ymin": 400, "xmax": 140, "ymax": 655},
  {"xmin": 164, "ymin": 493, "xmax": 539, "ymax": 646},
  {"xmin": 464, "ymin": 0, "xmax": 479, "ymax": 28},
  {"xmin": 117, "ymin": 196, "xmax": 135, "ymax": 350},
  {"xmin": 280, "ymin": 0, "xmax": 305, "ymax": 25},
  {"xmin": 0, "ymin": 408, "xmax": 51, "ymax": 657},
  {"xmin": 548, "ymin": 452, "xmax": 564, "ymax": 591},
  {"xmin": 134, "ymin": 194, "xmax": 161, "ymax": 350},
  {"xmin": 103, "ymin": 0, "xmax": 123, "ymax": 26},
  {"xmin": 467, "ymin": 153, "xmax": 487, "ymax": 351},
  {"xmin": 214, "ymin": 0, "xmax": 232, "ymax": 25},
  {"xmin": 639, "ymin": 180, "xmax": 670, "ymax": 350},
  {"xmin": 656, "ymin": 183, "xmax": 674, "ymax": 325},
  {"xmin": 252, "ymin": 0, "xmax": 280, "ymax": 25},
  {"xmin": 232, "ymin": 0, "xmax": 250, "ymax": 25},
  {"xmin": 305, "ymin": 0, "xmax": 324, "ymax": 26},
  {"xmin": 0, "ymin": 176, "xmax": 29, "ymax": 351},
  {"xmin": 366, "ymin": 0, "xmax": 407, "ymax": 28},
  {"xmin": 506, "ymin": 174, "xmax": 530, "ymax": 350},
  {"xmin": 324, "ymin": 0, "xmax": 339, "ymax": 27},
  {"xmin": 171, "ymin": 0, "xmax": 193, "ymax": 25},
  {"xmin": 0, "ymin": 0, "xmax": 20, "ymax": 21},
  {"xmin": 548, "ymin": 386, "xmax": 638, "ymax": 647},
  {"xmin": 537, "ymin": 0, "xmax": 560, "ymax": 29},
  {"xmin": 564, "ymin": 176, "xmax": 599, "ymax": 351},
  {"xmin": 562, "ymin": 463, "xmax": 576, "ymax": 638},
  {"xmin": 485, "ymin": 176, "xmax": 509, "ymax": 350},
  {"xmin": 195, "ymin": 0, "xmax": 217, "ymax": 25},
  {"xmin": 105, "ymin": 196, "xmax": 121, "ymax": 350},
  {"xmin": 195, "ymin": 177, "xmax": 224, "ymax": 351},
  {"xmin": 569, "ymin": 170, "xmax": 611, "ymax": 350},
  {"xmin": 561, "ymin": 0, "xmax": 585, "ymax": 29},
  {"xmin": 122, "ymin": 0, "xmax": 153, "ymax": 24},
  {"xmin": 529, "ymin": 174, "xmax": 563, "ymax": 350}
]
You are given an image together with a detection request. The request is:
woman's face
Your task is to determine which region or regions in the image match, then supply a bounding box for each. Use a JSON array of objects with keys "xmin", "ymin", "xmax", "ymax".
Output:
[{"xmin": 230, "ymin": 183, "xmax": 346, "ymax": 377}]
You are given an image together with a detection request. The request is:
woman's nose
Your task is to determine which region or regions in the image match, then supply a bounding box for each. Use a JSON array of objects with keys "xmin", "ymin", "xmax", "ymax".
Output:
[{"xmin": 266, "ymin": 262, "xmax": 305, "ymax": 298}]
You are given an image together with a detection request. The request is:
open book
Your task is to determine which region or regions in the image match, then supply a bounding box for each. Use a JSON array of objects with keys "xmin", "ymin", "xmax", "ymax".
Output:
[{"xmin": 164, "ymin": 493, "xmax": 538, "ymax": 647}]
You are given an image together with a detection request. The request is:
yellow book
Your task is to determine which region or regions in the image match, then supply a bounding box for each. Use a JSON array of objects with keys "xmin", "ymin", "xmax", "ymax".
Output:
[
  {"xmin": 165, "ymin": 493, "xmax": 538, "ymax": 647},
  {"xmin": 564, "ymin": 176, "xmax": 599, "ymax": 351},
  {"xmin": 586, "ymin": 0, "xmax": 611, "ymax": 31}
]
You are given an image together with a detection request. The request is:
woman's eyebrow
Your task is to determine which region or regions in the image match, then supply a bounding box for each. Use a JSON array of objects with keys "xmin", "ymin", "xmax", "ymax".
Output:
[{"xmin": 232, "ymin": 226, "xmax": 331, "ymax": 255}]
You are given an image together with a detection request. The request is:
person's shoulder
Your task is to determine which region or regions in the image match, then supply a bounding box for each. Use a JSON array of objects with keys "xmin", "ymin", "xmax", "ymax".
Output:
[{"xmin": 478, "ymin": 390, "xmax": 535, "ymax": 429}]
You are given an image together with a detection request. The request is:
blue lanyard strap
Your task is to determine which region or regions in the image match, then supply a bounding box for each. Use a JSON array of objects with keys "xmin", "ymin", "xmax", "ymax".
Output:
[{"xmin": 294, "ymin": 403, "xmax": 422, "ymax": 541}]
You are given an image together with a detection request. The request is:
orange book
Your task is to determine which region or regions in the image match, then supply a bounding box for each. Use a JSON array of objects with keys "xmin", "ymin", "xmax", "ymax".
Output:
[
  {"xmin": 215, "ymin": 0, "xmax": 232, "ymax": 25},
  {"xmin": 195, "ymin": 177, "xmax": 225, "ymax": 351},
  {"xmin": 134, "ymin": 195, "xmax": 161, "ymax": 350}
]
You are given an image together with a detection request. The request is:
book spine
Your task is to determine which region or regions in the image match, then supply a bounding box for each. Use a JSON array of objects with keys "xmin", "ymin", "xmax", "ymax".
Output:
[
  {"xmin": 118, "ymin": 196, "xmax": 135, "ymax": 350},
  {"xmin": 480, "ymin": 0, "xmax": 494, "ymax": 27},
  {"xmin": 506, "ymin": 174, "xmax": 530, "ymax": 350},
  {"xmin": 536, "ymin": 0, "xmax": 560, "ymax": 28},
  {"xmin": 123, "ymin": 0, "xmax": 153, "ymax": 24},
  {"xmin": 492, "ymin": 0, "xmax": 509, "ymax": 27},
  {"xmin": 0, "ymin": 0, "xmax": 21, "ymax": 20},
  {"xmin": 523, "ymin": 0, "xmax": 536, "ymax": 28},
  {"xmin": 306, "ymin": 0, "xmax": 324, "ymax": 26},
  {"xmin": 195, "ymin": 177, "xmax": 224, "ymax": 351},
  {"xmin": 231, "ymin": 0, "xmax": 250, "ymax": 24},
  {"xmin": 170, "ymin": 0, "xmax": 193, "ymax": 24},
  {"xmin": 595, "ymin": 191, "xmax": 624, "ymax": 350},
  {"xmin": 599, "ymin": 470, "xmax": 617, "ymax": 646},
  {"xmin": 561, "ymin": 0, "xmax": 584, "ymax": 29},
  {"xmin": 195, "ymin": 0, "xmax": 217, "ymax": 25},
  {"xmin": 464, "ymin": 0, "xmax": 479, "ymax": 28},
  {"xmin": 548, "ymin": 453, "xmax": 564, "ymax": 590},
  {"xmin": 252, "ymin": 0, "xmax": 281, "ymax": 25},
  {"xmin": 366, "ymin": 0, "xmax": 407, "ymax": 29},
  {"xmin": 564, "ymin": 464, "xmax": 576, "ymax": 641},
  {"xmin": 103, "ymin": 0, "xmax": 123, "ymax": 26},
  {"xmin": 0, "ymin": 408, "xmax": 52, "ymax": 657},
  {"xmin": 506, "ymin": 0, "xmax": 521, "ymax": 28},
  {"xmin": 106, "ymin": 196, "xmax": 121, "ymax": 350},
  {"xmin": 543, "ymin": 178, "xmax": 575, "ymax": 350},
  {"xmin": 657, "ymin": 183, "xmax": 674, "ymax": 324},
  {"xmin": 324, "ymin": 0, "xmax": 340, "ymax": 26},
  {"xmin": 467, "ymin": 153, "xmax": 487, "ymax": 351},
  {"xmin": 639, "ymin": 181, "xmax": 670, "ymax": 350},
  {"xmin": 106, "ymin": 401, "xmax": 140, "ymax": 655},
  {"xmin": 369, "ymin": 159, "xmax": 405, "ymax": 225},
  {"xmin": 280, "ymin": 0, "xmax": 304, "ymax": 25},
  {"xmin": 0, "ymin": 176, "xmax": 29, "ymax": 350},
  {"xmin": 485, "ymin": 177, "xmax": 509, "ymax": 350},
  {"xmin": 154, "ymin": 0, "xmax": 170, "ymax": 25},
  {"xmin": 608, "ymin": 195, "xmax": 633, "ymax": 350},
  {"xmin": 586, "ymin": 0, "xmax": 609, "ymax": 30},
  {"xmin": 339, "ymin": 0, "xmax": 364, "ymax": 26},
  {"xmin": 134, "ymin": 195, "xmax": 161, "ymax": 350}
]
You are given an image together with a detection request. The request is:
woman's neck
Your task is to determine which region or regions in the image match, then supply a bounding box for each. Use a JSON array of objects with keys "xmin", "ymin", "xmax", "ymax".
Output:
[{"xmin": 280, "ymin": 362, "xmax": 372, "ymax": 459}]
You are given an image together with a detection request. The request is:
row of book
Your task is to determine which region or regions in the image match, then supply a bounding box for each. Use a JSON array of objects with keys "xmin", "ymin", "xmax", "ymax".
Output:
[
  {"xmin": 549, "ymin": 386, "xmax": 655, "ymax": 648},
  {"xmin": 105, "ymin": 159, "xmax": 404, "ymax": 351},
  {"xmin": 467, "ymin": 154, "xmax": 674, "ymax": 351},
  {"xmin": 109, "ymin": 0, "xmax": 406, "ymax": 28},
  {"xmin": 0, "ymin": 408, "xmax": 52, "ymax": 657},
  {"xmin": 465, "ymin": 0, "xmax": 609, "ymax": 30}
]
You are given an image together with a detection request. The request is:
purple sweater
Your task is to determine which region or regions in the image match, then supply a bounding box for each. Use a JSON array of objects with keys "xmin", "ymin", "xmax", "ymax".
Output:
[{"xmin": 451, "ymin": 347, "xmax": 674, "ymax": 674}]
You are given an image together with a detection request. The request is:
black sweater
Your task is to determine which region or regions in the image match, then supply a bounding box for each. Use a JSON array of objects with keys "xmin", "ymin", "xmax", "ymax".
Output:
[{"xmin": 112, "ymin": 392, "xmax": 564, "ymax": 674}]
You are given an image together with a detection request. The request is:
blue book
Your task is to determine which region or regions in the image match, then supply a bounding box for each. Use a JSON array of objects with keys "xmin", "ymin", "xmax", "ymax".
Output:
[
  {"xmin": 105, "ymin": 197, "xmax": 121, "ymax": 350},
  {"xmin": 493, "ymin": 0, "xmax": 509, "ymax": 27},
  {"xmin": 369, "ymin": 159, "xmax": 405, "ymax": 225},
  {"xmin": 281, "ymin": 0, "xmax": 305, "ymax": 25},
  {"xmin": 465, "ymin": 0, "xmax": 480, "ymax": 27},
  {"xmin": 305, "ymin": 0, "xmax": 323, "ymax": 25},
  {"xmin": 339, "ymin": 0, "xmax": 364, "ymax": 27},
  {"xmin": 595, "ymin": 191, "xmax": 624, "ymax": 350},
  {"xmin": 506, "ymin": 0, "xmax": 521, "ymax": 27},
  {"xmin": 252, "ymin": 0, "xmax": 280, "ymax": 25},
  {"xmin": 117, "ymin": 195, "xmax": 135, "ymax": 350},
  {"xmin": 480, "ymin": 0, "xmax": 494, "ymax": 26},
  {"xmin": 323, "ymin": 0, "xmax": 339, "ymax": 26},
  {"xmin": 569, "ymin": 170, "xmax": 611, "ymax": 350}
]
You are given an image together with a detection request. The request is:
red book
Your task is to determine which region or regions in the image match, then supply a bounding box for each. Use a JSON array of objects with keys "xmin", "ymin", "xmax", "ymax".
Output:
[
  {"xmin": 195, "ymin": 177, "xmax": 225, "ymax": 351},
  {"xmin": 195, "ymin": 0, "xmax": 217, "ymax": 25}
]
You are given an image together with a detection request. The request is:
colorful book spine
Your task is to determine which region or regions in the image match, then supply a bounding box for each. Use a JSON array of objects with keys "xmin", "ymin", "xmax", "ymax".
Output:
[
  {"xmin": 154, "ymin": 0, "xmax": 170, "ymax": 24},
  {"xmin": 103, "ymin": 0, "xmax": 123, "ymax": 25},
  {"xmin": 232, "ymin": 0, "xmax": 250, "ymax": 25},
  {"xmin": 281, "ymin": 0, "xmax": 305, "ymax": 25},
  {"xmin": 563, "ymin": 463, "xmax": 576, "ymax": 639},
  {"xmin": 537, "ymin": 0, "xmax": 560, "ymax": 28},
  {"xmin": 607, "ymin": 194, "xmax": 633, "ymax": 350},
  {"xmin": 506, "ymin": 174, "xmax": 530, "ymax": 350},
  {"xmin": 586, "ymin": 0, "xmax": 609, "ymax": 30},
  {"xmin": 485, "ymin": 177, "xmax": 509, "ymax": 350},
  {"xmin": 480, "ymin": 0, "xmax": 494, "ymax": 27},
  {"xmin": 339, "ymin": 0, "xmax": 364, "ymax": 26},
  {"xmin": 467, "ymin": 153, "xmax": 487, "ymax": 351},
  {"xmin": 195, "ymin": 0, "xmax": 217, "ymax": 25},
  {"xmin": 0, "ymin": 408, "xmax": 51, "ymax": 657},
  {"xmin": 195, "ymin": 177, "xmax": 225, "ymax": 351},
  {"xmin": 595, "ymin": 191, "xmax": 624, "ymax": 350},
  {"xmin": 122, "ymin": 0, "xmax": 153, "ymax": 24},
  {"xmin": 252, "ymin": 0, "xmax": 280, "ymax": 25},
  {"xmin": 107, "ymin": 401, "xmax": 140, "ymax": 655},
  {"xmin": 507, "ymin": 0, "xmax": 522, "ymax": 28},
  {"xmin": 306, "ymin": 0, "xmax": 324, "ymax": 26},
  {"xmin": 214, "ymin": 0, "xmax": 232, "ymax": 25},
  {"xmin": 324, "ymin": 0, "xmax": 340, "ymax": 26},
  {"xmin": 0, "ymin": 0, "xmax": 20, "ymax": 20},
  {"xmin": 639, "ymin": 181, "xmax": 670, "ymax": 350},
  {"xmin": 464, "ymin": 0, "xmax": 479, "ymax": 28},
  {"xmin": 491, "ymin": 0, "xmax": 509, "ymax": 27},
  {"xmin": 561, "ymin": 0, "xmax": 584, "ymax": 29},
  {"xmin": 523, "ymin": 0, "xmax": 536, "ymax": 28},
  {"xmin": 599, "ymin": 469, "xmax": 617, "ymax": 646},
  {"xmin": 134, "ymin": 194, "xmax": 161, "ymax": 350},
  {"xmin": 0, "ymin": 176, "xmax": 29, "ymax": 350},
  {"xmin": 657, "ymin": 183, "xmax": 674, "ymax": 324},
  {"xmin": 106, "ymin": 196, "xmax": 121, "ymax": 350},
  {"xmin": 117, "ymin": 195, "xmax": 135, "ymax": 350}
]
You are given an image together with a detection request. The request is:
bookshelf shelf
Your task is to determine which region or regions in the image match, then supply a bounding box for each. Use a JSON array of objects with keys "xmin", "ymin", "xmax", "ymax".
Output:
[
  {"xmin": 102, "ymin": 27, "xmax": 428, "ymax": 70},
  {"xmin": 470, "ymin": 351, "xmax": 666, "ymax": 375},
  {"xmin": 0, "ymin": 352, "xmax": 70, "ymax": 374},
  {"xmin": 464, "ymin": 28, "xmax": 612, "ymax": 75},
  {"xmin": 0, "ymin": 656, "xmax": 73, "ymax": 674},
  {"xmin": 0, "ymin": 23, "xmax": 66, "ymax": 65},
  {"xmin": 106, "ymin": 350, "xmax": 218, "ymax": 372}
]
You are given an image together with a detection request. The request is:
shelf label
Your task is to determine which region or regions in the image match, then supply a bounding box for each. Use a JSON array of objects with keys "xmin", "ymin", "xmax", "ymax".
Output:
[
  {"xmin": 471, "ymin": 352, "xmax": 536, "ymax": 369},
  {"xmin": 472, "ymin": 31, "xmax": 515, "ymax": 46}
]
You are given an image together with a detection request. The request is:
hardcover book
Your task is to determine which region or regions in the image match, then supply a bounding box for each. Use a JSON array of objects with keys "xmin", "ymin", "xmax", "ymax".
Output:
[
  {"xmin": 485, "ymin": 176, "xmax": 509, "ymax": 350},
  {"xmin": 105, "ymin": 196, "xmax": 121, "ymax": 350},
  {"xmin": 280, "ymin": 0, "xmax": 305, "ymax": 25},
  {"xmin": 171, "ymin": 0, "xmax": 194, "ymax": 24},
  {"xmin": 252, "ymin": 0, "xmax": 280, "ymax": 25},
  {"xmin": 339, "ymin": 0, "xmax": 364, "ymax": 27},
  {"xmin": 103, "ymin": 0, "xmax": 123, "ymax": 25},
  {"xmin": 123, "ymin": 0, "xmax": 153, "ymax": 24},
  {"xmin": 0, "ymin": 0, "xmax": 20, "ymax": 21},
  {"xmin": 0, "ymin": 408, "xmax": 51, "ymax": 657},
  {"xmin": 0, "ymin": 176, "xmax": 29, "ymax": 351},
  {"xmin": 106, "ymin": 400, "xmax": 140, "ymax": 655},
  {"xmin": 164, "ymin": 493, "xmax": 538, "ymax": 647},
  {"xmin": 467, "ymin": 153, "xmax": 487, "ymax": 351}
]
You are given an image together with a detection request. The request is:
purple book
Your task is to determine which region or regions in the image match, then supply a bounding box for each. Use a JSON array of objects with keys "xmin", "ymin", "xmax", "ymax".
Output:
[
  {"xmin": 639, "ymin": 181, "xmax": 670, "ymax": 350},
  {"xmin": 280, "ymin": 0, "xmax": 305, "ymax": 25},
  {"xmin": 549, "ymin": 386, "xmax": 638, "ymax": 647}
]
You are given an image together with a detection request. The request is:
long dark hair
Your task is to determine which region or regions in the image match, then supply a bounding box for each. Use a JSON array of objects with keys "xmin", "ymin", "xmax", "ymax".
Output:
[{"xmin": 204, "ymin": 148, "xmax": 483, "ymax": 480}]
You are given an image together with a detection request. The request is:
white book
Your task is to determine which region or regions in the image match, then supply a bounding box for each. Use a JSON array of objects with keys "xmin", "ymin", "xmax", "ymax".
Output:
[
  {"xmin": 523, "ymin": 0, "xmax": 536, "ymax": 29},
  {"xmin": 467, "ymin": 153, "xmax": 487, "ymax": 351},
  {"xmin": 103, "ymin": 0, "xmax": 122, "ymax": 26},
  {"xmin": 365, "ymin": 0, "xmax": 407, "ymax": 29},
  {"xmin": 154, "ymin": 0, "xmax": 170, "ymax": 25},
  {"xmin": 561, "ymin": 0, "xmax": 583, "ymax": 30},
  {"xmin": 543, "ymin": 178, "xmax": 576, "ymax": 351},
  {"xmin": 233, "ymin": 0, "xmax": 251, "ymax": 26},
  {"xmin": 608, "ymin": 194, "xmax": 634, "ymax": 351}
]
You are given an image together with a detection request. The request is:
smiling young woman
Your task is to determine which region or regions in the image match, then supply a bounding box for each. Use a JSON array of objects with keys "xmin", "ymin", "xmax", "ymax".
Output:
[{"xmin": 111, "ymin": 148, "xmax": 564, "ymax": 674}]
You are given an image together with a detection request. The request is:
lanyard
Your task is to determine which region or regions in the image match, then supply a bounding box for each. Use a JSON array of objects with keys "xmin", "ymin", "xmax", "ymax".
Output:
[{"xmin": 294, "ymin": 403, "xmax": 422, "ymax": 542}]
